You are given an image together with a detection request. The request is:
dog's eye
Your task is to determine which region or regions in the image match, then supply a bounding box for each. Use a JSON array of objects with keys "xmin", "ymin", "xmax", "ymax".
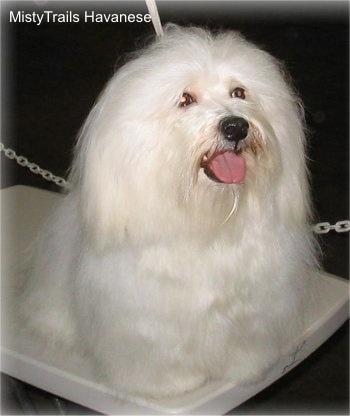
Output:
[
  {"xmin": 179, "ymin": 92, "xmax": 196, "ymax": 107},
  {"xmin": 231, "ymin": 87, "xmax": 246, "ymax": 100}
]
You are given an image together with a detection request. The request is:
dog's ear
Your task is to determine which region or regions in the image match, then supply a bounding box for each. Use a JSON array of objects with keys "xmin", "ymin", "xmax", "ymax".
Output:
[
  {"xmin": 266, "ymin": 87, "xmax": 312, "ymax": 227},
  {"xmin": 69, "ymin": 78, "xmax": 142, "ymax": 250}
]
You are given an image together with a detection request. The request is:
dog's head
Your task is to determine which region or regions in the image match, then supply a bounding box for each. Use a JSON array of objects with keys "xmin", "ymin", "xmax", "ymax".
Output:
[{"xmin": 71, "ymin": 25, "xmax": 310, "ymax": 248}]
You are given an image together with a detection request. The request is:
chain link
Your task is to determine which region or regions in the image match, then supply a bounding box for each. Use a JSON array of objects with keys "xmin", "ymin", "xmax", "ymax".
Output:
[
  {"xmin": 313, "ymin": 220, "xmax": 350, "ymax": 234},
  {"xmin": 1, "ymin": 142, "xmax": 349, "ymax": 234},
  {"xmin": 0, "ymin": 142, "xmax": 68, "ymax": 189}
]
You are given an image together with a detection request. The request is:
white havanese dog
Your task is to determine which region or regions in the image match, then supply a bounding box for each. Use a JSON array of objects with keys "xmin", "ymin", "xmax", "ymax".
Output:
[{"xmin": 18, "ymin": 24, "xmax": 318, "ymax": 399}]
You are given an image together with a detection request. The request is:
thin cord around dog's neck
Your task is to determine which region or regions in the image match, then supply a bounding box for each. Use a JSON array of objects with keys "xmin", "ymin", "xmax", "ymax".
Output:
[{"xmin": 145, "ymin": 0, "xmax": 163, "ymax": 37}]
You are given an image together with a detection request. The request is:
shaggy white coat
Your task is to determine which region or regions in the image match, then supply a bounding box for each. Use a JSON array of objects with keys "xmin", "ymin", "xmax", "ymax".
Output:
[{"xmin": 18, "ymin": 25, "xmax": 318, "ymax": 399}]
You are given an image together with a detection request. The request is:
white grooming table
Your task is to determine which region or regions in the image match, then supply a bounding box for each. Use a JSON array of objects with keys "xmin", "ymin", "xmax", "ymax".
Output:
[{"xmin": 1, "ymin": 186, "xmax": 349, "ymax": 415}]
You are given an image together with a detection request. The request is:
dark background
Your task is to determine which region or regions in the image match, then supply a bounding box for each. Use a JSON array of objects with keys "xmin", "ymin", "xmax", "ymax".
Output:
[{"xmin": 1, "ymin": 0, "xmax": 349, "ymax": 414}]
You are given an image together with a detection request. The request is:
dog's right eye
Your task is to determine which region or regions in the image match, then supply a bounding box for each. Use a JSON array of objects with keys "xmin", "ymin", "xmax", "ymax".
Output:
[
  {"xmin": 179, "ymin": 92, "xmax": 196, "ymax": 108},
  {"xmin": 231, "ymin": 87, "xmax": 246, "ymax": 100}
]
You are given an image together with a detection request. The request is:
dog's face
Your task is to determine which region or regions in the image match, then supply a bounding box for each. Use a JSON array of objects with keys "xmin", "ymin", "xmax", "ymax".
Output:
[
  {"xmin": 71, "ymin": 25, "xmax": 309, "ymax": 247},
  {"xmin": 171, "ymin": 73, "xmax": 271, "ymax": 190}
]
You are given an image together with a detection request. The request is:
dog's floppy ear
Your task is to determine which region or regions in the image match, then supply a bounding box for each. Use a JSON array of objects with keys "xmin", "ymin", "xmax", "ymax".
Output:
[
  {"xmin": 265, "ymin": 84, "xmax": 312, "ymax": 227},
  {"xmin": 69, "ymin": 76, "xmax": 141, "ymax": 250}
]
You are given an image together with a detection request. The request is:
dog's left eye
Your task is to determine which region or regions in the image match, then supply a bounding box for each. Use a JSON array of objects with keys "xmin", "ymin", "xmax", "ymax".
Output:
[
  {"xmin": 179, "ymin": 92, "xmax": 196, "ymax": 107},
  {"xmin": 231, "ymin": 87, "xmax": 246, "ymax": 100}
]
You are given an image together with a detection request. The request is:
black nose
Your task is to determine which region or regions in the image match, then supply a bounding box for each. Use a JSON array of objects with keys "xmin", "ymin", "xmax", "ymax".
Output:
[{"xmin": 220, "ymin": 116, "xmax": 249, "ymax": 144}]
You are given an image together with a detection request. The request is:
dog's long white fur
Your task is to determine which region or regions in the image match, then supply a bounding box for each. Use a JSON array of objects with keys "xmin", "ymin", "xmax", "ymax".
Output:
[{"xmin": 17, "ymin": 25, "xmax": 319, "ymax": 399}]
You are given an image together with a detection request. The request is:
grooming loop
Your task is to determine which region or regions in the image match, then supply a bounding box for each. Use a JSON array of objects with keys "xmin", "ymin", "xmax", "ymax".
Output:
[{"xmin": 145, "ymin": 0, "xmax": 163, "ymax": 36}]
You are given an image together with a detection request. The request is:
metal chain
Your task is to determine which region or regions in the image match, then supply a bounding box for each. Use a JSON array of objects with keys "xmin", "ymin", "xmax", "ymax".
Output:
[
  {"xmin": 313, "ymin": 220, "xmax": 350, "ymax": 234},
  {"xmin": 1, "ymin": 142, "xmax": 349, "ymax": 234},
  {"xmin": 0, "ymin": 142, "xmax": 68, "ymax": 188}
]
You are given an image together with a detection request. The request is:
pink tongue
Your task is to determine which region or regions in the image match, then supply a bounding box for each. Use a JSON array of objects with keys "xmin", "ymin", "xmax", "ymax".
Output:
[{"xmin": 207, "ymin": 151, "xmax": 246, "ymax": 184}]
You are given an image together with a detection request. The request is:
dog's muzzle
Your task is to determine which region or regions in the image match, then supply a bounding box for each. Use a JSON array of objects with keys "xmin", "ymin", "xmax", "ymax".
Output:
[
  {"xmin": 220, "ymin": 116, "xmax": 249, "ymax": 147},
  {"xmin": 200, "ymin": 116, "xmax": 249, "ymax": 185}
]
